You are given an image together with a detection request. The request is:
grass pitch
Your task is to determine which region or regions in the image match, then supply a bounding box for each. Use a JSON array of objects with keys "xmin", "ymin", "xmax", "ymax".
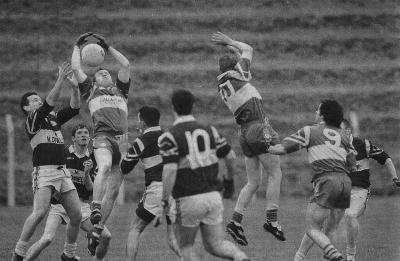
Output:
[{"xmin": 1, "ymin": 196, "xmax": 399, "ymax": 261}]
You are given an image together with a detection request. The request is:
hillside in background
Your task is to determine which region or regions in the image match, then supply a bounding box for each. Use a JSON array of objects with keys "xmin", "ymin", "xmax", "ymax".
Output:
[{"xmin": 0, "ymin": 0, "xmax": 399, "ymax": 204}]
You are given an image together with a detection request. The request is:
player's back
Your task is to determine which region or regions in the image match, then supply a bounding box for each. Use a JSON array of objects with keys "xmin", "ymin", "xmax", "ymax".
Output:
[
  {"xmin": 306, "ymin": 123, "xmax": 353, "ymax": 180},
  {"xmin": 217, "ymin": 58, "xmax": 265, "ymax": 125},
  {"xmin": 159, "ymin": 116, "xmax": 220, "ymax": 199}
]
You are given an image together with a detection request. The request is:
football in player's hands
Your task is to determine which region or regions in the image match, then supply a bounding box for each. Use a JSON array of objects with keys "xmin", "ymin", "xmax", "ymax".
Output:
[
  {"xmin": 83, "ymin": 159, "xmax": 94, "ymax": 172},
  {"xmin": 393, "ymin": 177, "xmax": 400, "ymax": 187}
]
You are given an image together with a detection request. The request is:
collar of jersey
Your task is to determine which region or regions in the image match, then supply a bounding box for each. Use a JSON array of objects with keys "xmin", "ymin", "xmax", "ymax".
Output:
[
  {"xmin": 69, "ymin": 144, "xmax": 90, "ymax": 158},
  {"xmin": 173, "ymin": 115, "xmax": 195, "ymax": 125},
  {"xmin": 143, "ymin": 126, "xmax": 162, "ymax": 134}
]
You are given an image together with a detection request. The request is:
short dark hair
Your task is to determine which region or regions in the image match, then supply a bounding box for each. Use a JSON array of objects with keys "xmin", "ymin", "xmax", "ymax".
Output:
[
  {"xmin": 71, "ymin": 123, "xmax": 89, "ymax": 137},
  {"xmin": 219, "ymin": 54, "xmax": 238, "ymax": 73},
  {"xmin": 20, "ymin": 91, "xmax": 38, "ymax": 115},
  {"xmin": 171, "ymin": 89, "xmax": 195, "ymax": 116},
  {"xmin": 319, "ymin": 99, "xmax": 344, "ymax": 128},
  {"xmin": 138, "ymin": 106, "xmax": 160, "ymax": 126}
]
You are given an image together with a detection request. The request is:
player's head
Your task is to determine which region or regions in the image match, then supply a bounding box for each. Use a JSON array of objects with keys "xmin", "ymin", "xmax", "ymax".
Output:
[
  {"xmin": 138, "ymin": 106, "xmax": 160, "ymax": 131},
  {"xmin": 20, "ymin": 91, "xmax": 42, "ymax": 115},
  {"xmin": 94, "ymin": 68, "xmax": 113, "ymax": 87},
  {"xmin": 219, "ymin": 53, "xmax": 238, "ymax": 73},
  {"xmin": 316, "ymin": 99, "xmax": 344, "ymax": 128},
  {"xmin": 71, "ymin": 123, "xmax": 90, "ymax": 146},
  {"xmin": 171, "ymin": 89, "xmax": 195, "ymax": 116},
  {"xmin": 341, "ymin": 119, "xmax": 352, "ymax": 136}
]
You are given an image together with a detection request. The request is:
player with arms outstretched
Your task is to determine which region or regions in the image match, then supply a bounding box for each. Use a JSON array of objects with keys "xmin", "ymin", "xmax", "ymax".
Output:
[
  {"xmin": 211, "ymin": 32, "xmax": 285, "ymax": 245},
  {"xmin": 293, "ymin": 119, "xmax": 400, "ymax": 261},
  {"xmin": 13, "ymin": 63, "xmax": 81, "ymax": 261},
  {"xmin": 268, "ymin": 100, "xmax": 356, "ymax": 261},
  {"xmin": 120, "ymin": 106, "xmax": 182, "ymax": 260},
  {"xmin": 71, "ymin": 32, "xmax": 131, "ymax": 249},
  {"xmin": 24, "ymin": 123, "xmax": 112, "ymax": 261},
  {"xmin": 158, "ymin": 89, "xmax": 251, "ymax": 261}
]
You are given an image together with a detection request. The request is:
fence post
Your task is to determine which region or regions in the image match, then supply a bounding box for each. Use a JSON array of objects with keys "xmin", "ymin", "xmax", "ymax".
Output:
[
  {"xmin": 349, "ymin": 108, "xmax": 360, "ymax": 137},
  {"xmin": 6, "ymin": 114, "xmax": 15, "ymax": 207}
]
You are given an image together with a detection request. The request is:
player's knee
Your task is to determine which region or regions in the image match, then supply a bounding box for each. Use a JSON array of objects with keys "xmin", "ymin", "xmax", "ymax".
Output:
[
  {"xmin": 345, "ymin": 210, "xmax": 358, "ymax": 220},
  {"xmin": 31, "ymin": 208, "xmax": 48, "ymax": 221},
  {"xmin": 97, "ymin": 164, "xmax": 111, "ymax": 175},
  {"xmin": 41, "ymin": 234, "xmax": 54, "ymax": 246},
  {"xmin": 69, "ymin": 211, "xmax": 82, "ymax": 225},
  {"xmin": 246, "ymin": 182, "xmax": 260, "ymax": 192}
]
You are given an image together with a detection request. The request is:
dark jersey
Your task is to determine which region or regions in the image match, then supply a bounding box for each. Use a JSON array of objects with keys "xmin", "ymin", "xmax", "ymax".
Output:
[
  {"xmin": 350, "ymin": 137, "xmax": 390, "ymax": 188},
  {"xmin": 120, "ymin": 126, "xmax": 164, "ymax": 186},
  {"xmin": 158, "ymin": 115, "xmax": 231, "ymax": 199},
  {"xmin": 78, "ymin": 77, "xmax": 131, "ymax": 136},
  {"xmin": 281, "ymin": 123, "xmax": 356, "ymax": 181},
  {"xmin": 217, "ymin": 55, "xmax": 266, "ymax": 125},
  {"xmin": 25, "ymin": 101, "xmax": 79, "ymax": 167},
  {"xmin": 51, "ymin": 145, "xmax": 95, "ymax": 204}
]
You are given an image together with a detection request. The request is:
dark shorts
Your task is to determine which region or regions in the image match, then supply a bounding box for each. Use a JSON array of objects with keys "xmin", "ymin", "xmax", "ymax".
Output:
[
  {"xmin": 92, "ymin": 134, "xmax": 127, "ymax": 165},
  {"xmin": 239, "ymin": 120, "xmax": 280, "ymax": 157},
  {"xmin": 310, "ymin": 172, "xmax": 351, "ymax": 209}
]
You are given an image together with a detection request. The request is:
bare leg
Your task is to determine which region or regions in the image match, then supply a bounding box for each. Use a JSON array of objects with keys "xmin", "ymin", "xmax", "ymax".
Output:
[
  {"xmin": 125, "ymin": 215, "xmax": 148, "ymax": 261},
  {"xmin": 92, "ymin": 148, "xmax": 113, "ymax": 216},
  {"xmin": 61, "ymin": 189, "xmax": 82, "ymax": 258},
  {"xmin": 25, "ymin": 214, "xmax": 62, "ymax": 261},
  {"xmin": 176, "ymin": 225, "xmax": 200, "ymax": 261},
  {"xmin": 201, "ymin": 223, "xmax": 248, "ymax": 261},
  {"xmin": 100, "ymin": 165, "xmax": 124, "ymax": 225},
  {"xmin": 167, "ymin": 223, "xmax": 183, "ymax": 259},
  {"xmin": 14, "ymin": 186, "xmax": 52, "ymax": 257},
  {"xmin": 233, "ymin": 156, "xmax": 261, "ymax": 218}
]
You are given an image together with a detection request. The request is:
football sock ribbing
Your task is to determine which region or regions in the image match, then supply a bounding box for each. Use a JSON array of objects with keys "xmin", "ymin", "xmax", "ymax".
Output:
[
  {"xmin": 91, "ymin": 201, "xmax": 102, "ymax": 210},
  {"xmin": 64, "ymin": 242, "xmax": 77, "ymax": 258},
  {"xmin": 323, "ymin": 244, "xmax": 341, "ymax": 260},
  {"xmin": 266, "ymin": 209, "xmax": 278, "ymax": 223},
  {"xmin": 15, "ymin": 240, "xmax": 29, "ymax": 257},
  {"xmin": 294, "ymin": 251, "xmax": 306, "ymax": 261},
  {"xmin": 232, "ymin": 211, "xmax": 243, "ymax": 224},
  {"xmin": 346, "ymin": 246, "xmax": 356, "ymax": 260}
]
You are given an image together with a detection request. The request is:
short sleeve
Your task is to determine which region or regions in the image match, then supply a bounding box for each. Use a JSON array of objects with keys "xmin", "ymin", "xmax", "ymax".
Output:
[
  {"xmin": 78, "ymin": 78, "xmax": 93, "ymax": 100},
  {"xmin": 210, "ymin": 126, "xmax": 231, "ymax": 158},
  {"xmin": 366, "ymin": 139, "xmax": 389, "ymax": 165},
  {"xmin": 281, "ymin": 126, "xmax": 310, "ymax": 153},
  {"xmin": 158, "ymin": 132, "xmax": 179, "ymax": 164},
  {"xmin": 116, "ymin": 77, "xmax": 131, "ymax": 99}
]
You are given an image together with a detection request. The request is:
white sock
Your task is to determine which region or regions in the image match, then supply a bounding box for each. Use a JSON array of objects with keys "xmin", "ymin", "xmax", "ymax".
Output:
[
  {"xmin": 15, "ymin": 240, "xmax": 29, "ymax": 257},
  {"xmin": 64, "ymin": 242, "xmax": 77, "ymax": 258},
  {"xmin": 346, "ymin": 246, "xmax": 356, "ymax": 260},
  {"xmin": 294, "ymin": 251, "xmax": 306, "ymax": 261}
]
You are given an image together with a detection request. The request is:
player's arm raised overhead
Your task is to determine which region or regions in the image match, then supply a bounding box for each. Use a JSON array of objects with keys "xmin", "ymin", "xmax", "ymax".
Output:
[
  {"xmin": 268, "ymin": 126, "xmax": 310, "ymax": 155},
  {"xmin": 211, "ymin": 31, "xmax": 253, "ymax": 62},
  {"xmin": 54, "ymin": 72, "xmax": 81, "ymax": 126},
  {"xmin": 92, "ymin": 33, "xmax": 130, "ymax": 83},
  {"xmin": 47, "ymin": 62, "xmax": 73, "ymax": 106},
  {"xmin": 71, "ymin": 32, "xmax": 92, "ymax": 83}
]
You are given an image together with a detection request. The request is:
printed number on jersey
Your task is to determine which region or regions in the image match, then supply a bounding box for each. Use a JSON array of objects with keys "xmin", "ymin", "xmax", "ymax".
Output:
[
  {"xmin": 323, "ymin": 129, "xmax": 341, "ymax": 148},
  {"xmin": 185, "ymin": 129, "xmax": 217, "ymax": 169},
  {"xmin": 218, "ymin": 80, "xmax": 236, "ymax": 102}
]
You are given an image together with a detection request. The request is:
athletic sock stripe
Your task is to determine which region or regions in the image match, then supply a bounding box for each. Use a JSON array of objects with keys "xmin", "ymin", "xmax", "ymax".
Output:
[{"xmin": 323, "ymin": 244, "xmax": 334, "ymax": 251}]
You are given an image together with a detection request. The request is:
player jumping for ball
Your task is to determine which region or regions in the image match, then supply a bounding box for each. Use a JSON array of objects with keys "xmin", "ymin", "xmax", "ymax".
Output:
[
  {"xmin": 13, "ymin": 62, "xmax": 81, "ymax": 261},
  {"xmin": 71, "ymin": 32, "xmax": 131, "ymax": 250},
  {"xmin": 211, "ymin": 32, "xmax": 285, "ymax": 245},
  {"xmin": 268, "ymin": 100, "xmax": 356, "ymax": 261},
  {"xmin": 23, "ymin": 123, "xmax": 112, "ymax": 261}
]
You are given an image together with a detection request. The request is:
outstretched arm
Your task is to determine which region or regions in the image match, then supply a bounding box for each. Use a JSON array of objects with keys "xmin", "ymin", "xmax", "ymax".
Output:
[
  {"xmin": 211, "ymin": 32, "xmax": 253, "ymax": 61},
  {"xmin": 268, "ymin": 144, "xmax": 287, "ymax": 155},
  {"xmin": 384, "ymin": 158, "xmax": 400, "ymax": 186},
  {"xmin": 46, "ymin": 62, "xmax": 72, "ymax": 106},
  {"xmin": 71, "ymin": 32, "xmax": 92, "ymax": 83},
  {"xmin": 92, "ymin": 33, "xmax": 130, "ymax": 83}
]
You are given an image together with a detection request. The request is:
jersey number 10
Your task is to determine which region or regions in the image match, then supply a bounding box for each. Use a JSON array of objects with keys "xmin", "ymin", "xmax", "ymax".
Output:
[{"xmin": 185, "ymin": 129, "xmax": 217, "ymax": 169}]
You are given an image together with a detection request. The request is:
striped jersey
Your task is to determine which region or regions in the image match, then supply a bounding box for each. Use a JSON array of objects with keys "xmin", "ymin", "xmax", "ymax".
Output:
[
  {"xmin": 282, "ymin": 123, "xmax": 356, "ymax": 180},
  {"xmin": 78, "ymin": 77, "xmax": 131, "ymax": 136},
  {"xmin": 158, "ymin": 115, "xmax": 232, "ymax": 198},
  {"xmin": 120, "ymin": 126, "xmax": 164, "ymax": 186},
  {"xmin": 25, "ymin": 101, "xmax": 79, "ymax": 167},
  {"xmin": 217, "ymin": 54, "xmax": 265, "ymax": 125},
  {"xmin": 350, "ymin": 137, "xmax": 389, "ymax": 188}
]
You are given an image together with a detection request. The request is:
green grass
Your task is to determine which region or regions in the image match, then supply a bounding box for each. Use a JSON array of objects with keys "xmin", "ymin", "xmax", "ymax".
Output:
[{"xmin": 1, "ymin": 197, "xmax": 400, "ymax": 260}]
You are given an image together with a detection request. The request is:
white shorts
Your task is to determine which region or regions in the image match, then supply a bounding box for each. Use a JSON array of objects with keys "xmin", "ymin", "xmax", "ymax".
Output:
[
  {"xmin": 48, "ymin": 201, "xmax": 91, "ymax": 224},
  {"xmin": 175, "ymin": 191, "xmax": 223, "ymax": 228},
  {"xmin": 136, "ymin": 182, "xmax": 163, "ymax": 222},
  {"xmin": 345, "ymin": 187, "xmax": 370, "ymax": 218},
  {"xmin": 32, "ymin": 166, "xmax": 75, "ymax": 194}
]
